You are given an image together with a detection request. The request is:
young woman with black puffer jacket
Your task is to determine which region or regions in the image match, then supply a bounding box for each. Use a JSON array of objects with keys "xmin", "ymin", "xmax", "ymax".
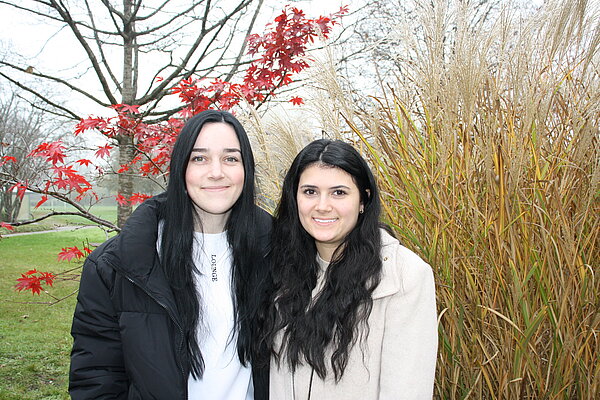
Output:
[{"xmin": 69, "ymin": 110, "xmax": 271, "ymax": 400}]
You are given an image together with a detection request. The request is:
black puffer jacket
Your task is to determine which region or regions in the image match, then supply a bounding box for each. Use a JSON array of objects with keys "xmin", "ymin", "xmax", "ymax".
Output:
[{"xmin": 69, "ymin": 194, "xmax": 272, "ymax": 400}]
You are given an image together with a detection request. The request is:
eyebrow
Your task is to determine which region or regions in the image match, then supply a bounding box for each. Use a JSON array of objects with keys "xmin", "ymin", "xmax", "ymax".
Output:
[
  {"xmin": 299, "ymin": 184, "xmax": 352, "ymax": 190},
  {"xmin": 190, "ymin": 147, "xmax": 241, "ymax": 153}
]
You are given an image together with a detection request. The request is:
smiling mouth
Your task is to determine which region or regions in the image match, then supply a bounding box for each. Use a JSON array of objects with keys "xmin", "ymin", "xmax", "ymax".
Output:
[
  {"xmin": 202, "ymin": 186, "xmax": 230, "ymax": 191},
  {"xmin": 313, "ymin": 217, "xmax": 337, "ymax": 224}
]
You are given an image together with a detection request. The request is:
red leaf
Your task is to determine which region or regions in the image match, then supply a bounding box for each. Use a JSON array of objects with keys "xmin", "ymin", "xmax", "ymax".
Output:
[
  {"xmin": 289, "ymin": 96, "xmax": 304, "ymax": 106},
  {"xmin": 0, "ymin": 155, "xmax": 17, "ymax": 166},
  {"xmin": 8, "ymin": 182, "xmax": 27, "ymax": 199},
  {"xmin": 129, "ymin": 193, "xmax": 152, "ymax": 206},
  {"xmin": 14, "ymin": 269, "xmax": 55, "ymax": 295},
  {"xmin": 115, "ymin": 104, "xmax": 140, "ymax": 114},
  {"xmin": 75, "ymin": 117, "xmax": 109, "ymax": 135},
  {"xmin": 1, "ymin": 222, "xmax": 14, "ymax": 231},
  {"xmin": 75, "ymin": 187, "xmax": 94, "ymax": 202},
  {"xmin": 15, "ymin": 275, "xmax": 43, "ymax": 295},
  {"xmin": 47, "ymin": 141, "xmax": 66, "ymax": 164},
  {"xmin": 115, "ymin": 194, "xmax": 129, "ymax": 206},
  {"xmin": 35, "ymin": 195, "xmax": 48, "ymax": 209},
  {"xmin": 29, "ymin": 141, "xmax": 66, "ymax": 165},
  {"xmin": 95, "ymin": 144, "xmax": 113, "ymax": 159},
  {"xmin": 57, "ymin": 246, "xmax": 85, "ymax": 261},
  {"xmin": 40, "ymin": 272, "xmax": 55, "ymax": 286},
  {"xmin": 50, "ymin": 165, "xmax": 92, "ymax": 194},
  {"xmin": 76, "ymin": 159, "xmax": 93, "ymax": 166}
]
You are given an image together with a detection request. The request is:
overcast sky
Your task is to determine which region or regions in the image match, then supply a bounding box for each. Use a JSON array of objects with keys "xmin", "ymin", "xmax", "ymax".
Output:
[
  {"xmin": 1, "ymin": 0, "xmax": 554, "ymax": 119},
  {"xmin": 0, "ymin": 1, "xmax": 348, "ymax": 117}
]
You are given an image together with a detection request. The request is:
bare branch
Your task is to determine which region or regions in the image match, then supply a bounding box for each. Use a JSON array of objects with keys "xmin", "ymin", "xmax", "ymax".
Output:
[
  {"xmin": 0, "ymin": 70, "xmax": 81, "ymax": 119},
  {"xmin": 138, "ymin": 0, "xmax": 256, "ymax": 104},
  {"xmin": 0, "ymin": 61, "xmax": 112, "ymax": 110},
  {"xmin": 134, "ymin": 2, "xmax": 208, "ymax": 36},
  {"xmin": 84, "ymin": 0, "xmax": 122, "ymax": 90},
  {"xmin": 9, "ymin": 289, "xmax": 79, "ymax": 306},
  {"xmin": 0, "ymin": 0, "xmax": 64, "ymax": 23},
  {"xmin": 47, "ymin": 0, "xmax": 118, "ymax": 104},
  {"xmin": 223, "ymin": 0, "xmax": 264, "ymax": 83},
  {"xmin": 7, "ymin": 210, "xmax": 118, "ymax": 232},
  {"xmin": 1, "ymin": 172, "xmax": 119, "ymax": 231}
]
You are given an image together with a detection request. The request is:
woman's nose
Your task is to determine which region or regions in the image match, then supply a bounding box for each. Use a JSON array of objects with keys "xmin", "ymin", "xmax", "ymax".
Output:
[
  {"xmin": 209, "ymin": 160, "xmax": 224, "ymax": 178},
  {"xmin": 315, "ymin": 195, "xmax": 332, "ymax": 211}
]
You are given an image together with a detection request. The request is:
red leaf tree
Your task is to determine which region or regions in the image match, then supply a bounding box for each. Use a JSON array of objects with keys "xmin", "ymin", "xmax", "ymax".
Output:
[{"xmin": 2, "ymin": 6, "xmax": 348, "ymax": 296}]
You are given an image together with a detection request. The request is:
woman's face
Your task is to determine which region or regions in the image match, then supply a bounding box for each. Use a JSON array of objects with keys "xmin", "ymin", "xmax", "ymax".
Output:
[
  {"xmin": 185, "ymin": 122, "xmax": 244, "ymax": 232},
  {"xmin": 296, "ymin": 164, "xmax": 363, "ymax": 261}
]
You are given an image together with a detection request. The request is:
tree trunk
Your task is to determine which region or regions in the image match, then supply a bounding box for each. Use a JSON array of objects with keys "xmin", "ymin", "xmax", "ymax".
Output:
[
  {"xmin": 0, "ymin": 187, "xmax": 23, "ymax": 222},
  {"xmin": 117, "ymin": 0, "xmax": 136, "ymax": 227},
  {"xmin": 116, "ymin": 135, "xmax": 135, "ymax": 226}
]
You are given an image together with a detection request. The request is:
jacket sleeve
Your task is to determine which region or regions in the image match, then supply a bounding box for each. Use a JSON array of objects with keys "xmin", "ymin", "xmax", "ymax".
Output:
[
  {"xmin": 69, "ymin": 252, "xmax": 129, "ymax": 399},
  {"xmin": 380, "ymin": 247, "xmax": 438, "ymax": 399}
]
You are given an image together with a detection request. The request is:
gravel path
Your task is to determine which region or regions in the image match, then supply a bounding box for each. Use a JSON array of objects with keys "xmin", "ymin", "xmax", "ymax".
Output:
[{"xmin": 1, "ymin": 225, "xmax": 100, "ymax": 237}]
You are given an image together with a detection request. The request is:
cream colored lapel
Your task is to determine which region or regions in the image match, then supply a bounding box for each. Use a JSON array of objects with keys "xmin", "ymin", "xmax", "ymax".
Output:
[{"xmin": 372, "ymin": 230, "xmax": 402, "ymax": 300}]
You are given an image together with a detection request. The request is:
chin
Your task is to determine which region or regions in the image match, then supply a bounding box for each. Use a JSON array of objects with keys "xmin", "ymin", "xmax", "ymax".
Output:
[{"xmin": 314, "ymin": 235, "xmax": 335, "ymax": 243}]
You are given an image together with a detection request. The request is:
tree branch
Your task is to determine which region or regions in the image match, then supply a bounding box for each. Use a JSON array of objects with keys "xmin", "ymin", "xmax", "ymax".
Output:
[
  {"xmin": 8, "ymin": 210, "xmax": 118, "ymax": 232},
  {"xmin": 223, "ymin": 0, "xmax": 264, "ymax": 83},
  {"xmin": 1, "ymin": 176, "xmax": 120, "ymax": 231},
  {"xmin": 0, "ymin": 71, "xmax": 81, "ymax": 120},
  {"xmin": 84, "ymin": 0, "xmax": 122, "ymax": 91},
  {"xmin": 47, "ymin": 0, "xmax": 119, "ymax": 104},
  {"xmin": 0, "ymin": 61, "xmax": 112, "ymax": 110},
  {"xmin": 137, "ymin": 0, "xmax": 255, "ymax": 104}
]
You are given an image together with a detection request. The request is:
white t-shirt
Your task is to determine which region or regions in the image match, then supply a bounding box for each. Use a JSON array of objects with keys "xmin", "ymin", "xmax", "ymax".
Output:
[{"xmin": 187, "ymin": 231, "xmax": 254, "ymax": 400}]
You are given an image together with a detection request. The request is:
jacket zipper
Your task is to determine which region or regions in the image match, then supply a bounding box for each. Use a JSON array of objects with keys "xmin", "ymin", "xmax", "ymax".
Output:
[{"xmin": 122, "ymin": 274, "xmax": 189, "ymax": 400}]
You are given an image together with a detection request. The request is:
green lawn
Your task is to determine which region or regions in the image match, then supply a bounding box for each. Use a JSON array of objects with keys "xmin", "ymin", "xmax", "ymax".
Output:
[{"xmin": 0, "ymin": 228, "xmax": 114, "ymax": 399}]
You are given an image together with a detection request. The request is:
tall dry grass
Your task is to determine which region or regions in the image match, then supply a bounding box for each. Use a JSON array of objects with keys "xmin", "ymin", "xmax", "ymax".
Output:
[{"xmin": 255, "ymin": 0, "xmax": 599, "ymax": 398}]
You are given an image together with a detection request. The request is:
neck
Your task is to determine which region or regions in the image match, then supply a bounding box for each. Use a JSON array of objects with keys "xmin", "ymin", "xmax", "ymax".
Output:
[
  {"xmin": 194, "ymin": 209, "xmax": 230, "ymax": 234},
  {"xmin": 316, "ymin": 243, "xmax": 339, "ymax": 263}
]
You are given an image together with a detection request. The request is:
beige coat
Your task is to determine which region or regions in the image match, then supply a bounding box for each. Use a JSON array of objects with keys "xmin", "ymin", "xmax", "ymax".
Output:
[{"xmin": 270, "ymin": 230, "xmax": 438, "ymax": 400}]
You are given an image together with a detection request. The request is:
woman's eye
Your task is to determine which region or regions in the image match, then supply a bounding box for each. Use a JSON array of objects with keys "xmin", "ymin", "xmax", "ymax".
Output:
[
  {"xmin": 333, "ymin": 189, "xmax": 347, "ymax": 196},
  {"xmin": 224, "ymin": 156, "xmax": 240, "ymax": 163},
  {"xmin": 191, "ymin": 155, "xmax": 205, "ymax": 162},
  {"xmin": 303, "ymin": 189, "xmax": 316, "ymax": 195}
]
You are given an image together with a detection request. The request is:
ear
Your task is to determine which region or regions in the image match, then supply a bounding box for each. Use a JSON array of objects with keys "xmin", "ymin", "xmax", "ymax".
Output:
[{"xmin": 365, "ymin": 188, "xmax": 371, "ymax": 199}]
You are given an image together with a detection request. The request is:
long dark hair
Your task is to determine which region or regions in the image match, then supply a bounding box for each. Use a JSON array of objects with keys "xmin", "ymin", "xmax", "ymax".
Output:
[
  {"xmin": 264, "ymin": 139, "xmax": 383, "ymax": 381},
  {"xmin": 159, "ymin": 110, "xmax": 261, "ymax": 379}
]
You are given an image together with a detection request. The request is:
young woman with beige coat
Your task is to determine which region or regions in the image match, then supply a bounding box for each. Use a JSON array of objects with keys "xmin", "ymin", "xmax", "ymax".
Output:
[{"xmin": 258, "ymin": 139, "xmax": 438, "ymax": 399}]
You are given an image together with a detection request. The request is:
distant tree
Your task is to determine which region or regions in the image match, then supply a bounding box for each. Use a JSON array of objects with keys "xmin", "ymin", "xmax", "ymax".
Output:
[
  {"xmin": 335, "ymin": 0, "xmax": 512, "ymax": 94},
  {"xmin": 0, "ymin": 91, "xmax": 64, "ymax": 222}
]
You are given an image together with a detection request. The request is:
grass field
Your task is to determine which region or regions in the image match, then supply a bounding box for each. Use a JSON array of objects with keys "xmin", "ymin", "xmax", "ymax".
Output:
[{"xmin": 0, "ymin": 228, "xmax": 114, "ymax": 399}]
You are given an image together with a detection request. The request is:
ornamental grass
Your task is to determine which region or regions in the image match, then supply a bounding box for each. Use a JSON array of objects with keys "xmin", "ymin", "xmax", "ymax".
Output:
[{"xmin": 255, "ymin": 0, "xmax": 599, "ymax": 398}]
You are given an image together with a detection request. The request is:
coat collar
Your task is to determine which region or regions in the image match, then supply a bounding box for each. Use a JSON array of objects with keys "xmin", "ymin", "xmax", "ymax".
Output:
[
  {"xmin": 106, "ymin": 193, "xmax": 182, "ymax": 322},
  {"xmin": 114, "ymin": 193, "xmax": 164, "ymax": 281}
]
